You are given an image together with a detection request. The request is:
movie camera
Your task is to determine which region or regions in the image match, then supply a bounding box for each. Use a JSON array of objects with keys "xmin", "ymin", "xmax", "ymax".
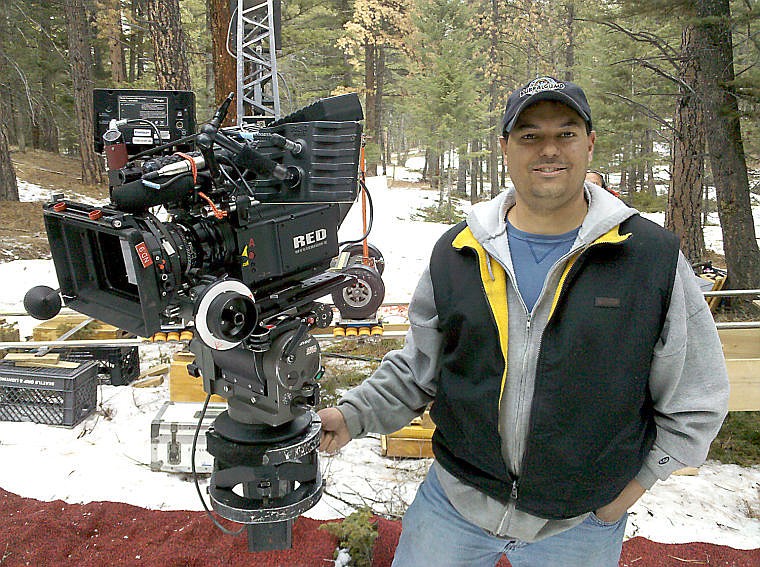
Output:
[{"xmin": 24, "ymin": 89, "xmax": 367, "ymax": 551}]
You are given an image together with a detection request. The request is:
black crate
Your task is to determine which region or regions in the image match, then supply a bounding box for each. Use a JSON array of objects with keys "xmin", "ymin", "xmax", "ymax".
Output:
[
  {"xmin": 0, "ymin": 361, "xmax": 98, "ymax": 427},
  {"xmin": 52, "ymin": 347, "xmax": 140, "ymax": 386}
]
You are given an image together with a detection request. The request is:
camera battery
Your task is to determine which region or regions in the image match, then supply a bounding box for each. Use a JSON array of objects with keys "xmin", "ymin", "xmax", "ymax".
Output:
[{"xmin": 150, "ymin": 401, "xmax": 226, "ymax": 474}]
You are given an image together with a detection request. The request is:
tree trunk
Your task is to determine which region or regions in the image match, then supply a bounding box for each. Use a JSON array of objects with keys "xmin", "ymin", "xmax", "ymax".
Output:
[
  {"xmin": 364, "ymin": 42, "xmax": 378, "ymax": 176},
  {"xmin": 488, "ymin": 0, "xmax": 500, "ymax": 198},
  {"xmin": 102, "ymin": 0, "xmax": 127, "ymax": 83},
  {"xmin": 470, "ymin": 139, "xmax": 478, "ymax": 203},
  {"xmin": 666, "ymin": 26, "xmax": 705, "ymax": 263},
  {"xmin": 488, "ymin": 111, "xmax": 499, "ymax": 198},
  {"xmin": 564, "ymin": 3, "xmax": 574, "ymax": 81},
  {"xmin": 0, "ymin": 0, "xmax": 18, "ymax": 200},
  {"xmin": 209, "ymin": 0, "xmax": 236, "ymax": 125},
  {"xmin": 0, "ymin": 127, "xmax": 18, "ymax": 201},
  {"xmin": 128, "ymin": 0, "xmax": 146, "ymax": 82},
  {"xmin": 694, "ymin": 0, "xmax": 760, "ymax": 292},
  {"xmin": 144, "ymin": 0, "xmax": 191, "ymax": 90},
  {"xmin": 457, "ymin": 145, "xmax": 468, "ymax": 196},
  {"xmin": 11, "ymin": 93, "xmax": 26, "ymax": 153},
  {"xmin": 64, "ymin": 0, "xmax": 103, "ymax": 185},
  {"xmin": 644, "ymin": 129, "xmax": 656, "ymax": 196},
  {"xmin": 376, "ymin": 47, "xmax": 386, "ymax": 176}
]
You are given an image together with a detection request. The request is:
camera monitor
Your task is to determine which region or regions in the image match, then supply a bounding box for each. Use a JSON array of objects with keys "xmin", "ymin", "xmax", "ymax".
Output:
[{"xmin": 93, "ymin": 89, "xmax": 196, "ymax": 154}]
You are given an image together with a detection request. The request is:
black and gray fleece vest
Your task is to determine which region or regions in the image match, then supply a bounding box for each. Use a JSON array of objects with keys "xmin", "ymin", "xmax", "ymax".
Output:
[{"xmin": 429, "ymin": 214, "xmax": 680, "ymax": 519}]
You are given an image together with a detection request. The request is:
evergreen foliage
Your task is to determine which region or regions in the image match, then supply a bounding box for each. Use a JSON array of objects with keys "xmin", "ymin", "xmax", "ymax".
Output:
[
  {"xmin": 0, "ymin": 0, "xmax": 758, "ymax": 282},
  {"xmin": 320, "ymin": 507, "xmax": 379, "ymax": 567}
]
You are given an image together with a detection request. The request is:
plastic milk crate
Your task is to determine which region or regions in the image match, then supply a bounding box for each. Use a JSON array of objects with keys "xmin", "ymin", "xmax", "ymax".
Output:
[
  {"xmin": 52, "ymin": 346, "xmax": 140, "ymax": 385},
  {"xmin": 0, "ymin": 360, "xmax": 99, "ymax": 427}
]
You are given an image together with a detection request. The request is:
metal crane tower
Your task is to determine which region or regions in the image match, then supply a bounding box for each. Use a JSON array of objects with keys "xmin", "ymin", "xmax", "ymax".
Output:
[{"xmin": 234, "ymin": 0, "xmax": 281, "ymax": 126}]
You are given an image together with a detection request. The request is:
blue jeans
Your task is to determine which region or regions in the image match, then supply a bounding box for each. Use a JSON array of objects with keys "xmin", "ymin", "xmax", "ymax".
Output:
[{"xmin": 392, "ymin": 467, "xmax": 627, "ymax": 567}]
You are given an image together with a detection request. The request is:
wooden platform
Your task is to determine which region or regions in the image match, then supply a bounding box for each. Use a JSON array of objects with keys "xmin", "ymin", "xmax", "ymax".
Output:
[
  {"xmin": 32, "ymin": 313, "xmax": 129, "ymax": 341},
  {"xmin": 719, "ymin": 328, "xmax": 760, "ymax": 411},
  {"xmin": 169, "ymin": 351, "xmax": 225, "ymax": 403},
  {"xmin": 0, "ymin": 318, "xmax": 19, "ymax": 342},
  {"xmin": 381, "ymin": 411, "xmax": 435, "ymax": 458}
]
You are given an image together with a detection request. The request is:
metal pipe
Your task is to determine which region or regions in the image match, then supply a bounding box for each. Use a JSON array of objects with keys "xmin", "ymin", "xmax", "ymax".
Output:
[{"xmin": 703, "ymin": 289, "xmax": 760, "ymax": 297}]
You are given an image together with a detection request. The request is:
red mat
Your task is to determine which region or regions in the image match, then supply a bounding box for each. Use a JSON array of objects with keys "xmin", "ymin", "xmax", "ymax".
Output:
[{"xmin": 0, "ymin": 488, "xmax": 757, "ymax": 566}]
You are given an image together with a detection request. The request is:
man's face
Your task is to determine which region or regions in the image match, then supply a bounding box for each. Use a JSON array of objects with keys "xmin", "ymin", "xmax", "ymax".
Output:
[{"xmin": 501, "ymin": 101, "xmax": 595, "ymax": 214}]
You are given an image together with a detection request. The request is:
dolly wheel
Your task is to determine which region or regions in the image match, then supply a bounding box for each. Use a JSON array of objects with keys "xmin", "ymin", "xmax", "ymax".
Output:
[
  {"xmin": 342, "ymin": 243, "xmax": 386, "ymax": 275},
  {"xmin": 332, "ymin": 264, "xmax": 385, "ymax": 320}
]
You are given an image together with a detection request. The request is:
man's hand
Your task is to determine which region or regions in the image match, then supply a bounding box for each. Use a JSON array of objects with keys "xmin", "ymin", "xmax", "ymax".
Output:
[
  {"xmin": 318, "ymin": 407, "xmax": 351, "ymax": 453},
  {"xmin": 594, "ymin": 478, "xmax": 646, "ymax": 523}
]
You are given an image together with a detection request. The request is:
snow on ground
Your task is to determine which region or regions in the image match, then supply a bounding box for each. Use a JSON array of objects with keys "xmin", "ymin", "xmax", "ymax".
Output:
[{"xmin": 0, "ymin": 173, "xmax": 759, "ymax": 550}]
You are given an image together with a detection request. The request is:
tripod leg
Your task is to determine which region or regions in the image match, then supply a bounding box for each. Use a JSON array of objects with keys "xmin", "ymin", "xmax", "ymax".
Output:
[{"xmin": 247, "ymin": 520, "xmax": 293, "ymax": 551}]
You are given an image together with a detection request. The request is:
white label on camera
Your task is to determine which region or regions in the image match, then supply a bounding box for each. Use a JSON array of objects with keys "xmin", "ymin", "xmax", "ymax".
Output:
[
  {"xmin": 293, "ymin": 228, "xmax": 327, "ymax": 253},
  {"xmin": 121, "ymin": 239, "xmax": 139, "ymax": 285},
  {"xmin": 133, "ymin": 128, "xmax": 152, "ymax": 137},
  {"xmin": 132, "ymin": 136, "xmax": 153, "ymax": 145}
]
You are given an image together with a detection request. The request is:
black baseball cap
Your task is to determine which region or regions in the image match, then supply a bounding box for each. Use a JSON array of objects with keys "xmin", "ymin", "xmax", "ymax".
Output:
[{"xmin": 501, "ymin": 77, "xmax": 592, "ymax": 136}]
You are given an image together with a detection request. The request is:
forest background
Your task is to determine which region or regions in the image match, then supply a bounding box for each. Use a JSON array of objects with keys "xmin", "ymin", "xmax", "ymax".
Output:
[{"xmin": 0, "ymin": 0, "xmax": 758, "ymax": 300}]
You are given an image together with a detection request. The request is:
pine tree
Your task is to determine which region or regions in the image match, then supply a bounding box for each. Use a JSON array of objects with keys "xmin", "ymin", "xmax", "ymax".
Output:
[
  {"xmin": 0, "ymin": 0, "xmax": 18, "ymax": 200},
  {"xmin": 340, "ymin": 0, "xmax": 413, "ymax": 175},
  {"xmin": 404, "ymin": 0, "xmax": 487, "ymax": 211},
  {"xmin": 693, "ymin": 0, "xmax": 760, "ymax": 295},
  {"xmin": 63, "ymin": 0, "xmax": 104, "ymax": 185},
  {"xmin": 144, "ymin": 0, "xmax": 192, "ymax": 90}
]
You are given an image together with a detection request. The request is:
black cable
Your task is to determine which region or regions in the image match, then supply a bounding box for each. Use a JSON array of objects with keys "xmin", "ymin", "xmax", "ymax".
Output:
[
  {"xmin": 130, "ymin": 132, "xmax": 201, "ymax": 161},
  {"xmin": 338, "ymin": 179, "xmax": 374, "ymax": 247},
  {"xmin": 127, "ymin": 118, "xmax": 163, "ymax": 145},
  {"xmin": 151, "ymin": 171, "xmax": 193, "ymax": 190},
  {"xmin": 217, "ymin": 154, "xmax": 255, "ymax": 197},
  {"xmin": 192, "ymin": 394, "xmax": 246, "ymax": 536}
]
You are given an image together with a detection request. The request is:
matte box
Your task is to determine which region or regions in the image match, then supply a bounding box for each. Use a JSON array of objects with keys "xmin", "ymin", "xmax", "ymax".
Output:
[
  {"xmin": 150, "ymin": 401, "xmax": 227, "ymax": 474},
  {"xmin": 0, "ymin": 360, "xmax": 98, "ymax": 427}
]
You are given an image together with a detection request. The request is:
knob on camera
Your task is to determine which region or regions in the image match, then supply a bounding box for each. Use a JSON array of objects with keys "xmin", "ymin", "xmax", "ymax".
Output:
[{"xmin": 193, "ymin": 280, "xmax": 257, "ymax": 350}]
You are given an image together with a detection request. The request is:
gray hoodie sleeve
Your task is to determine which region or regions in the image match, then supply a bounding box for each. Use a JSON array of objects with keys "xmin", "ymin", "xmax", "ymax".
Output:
[
  {"xmin": 635, "ymin": 252, "xmax": 730, "ymax": 489},
  {"xmin": 337, "ymin": 266, "xmax": 440, "ymax": 438}
]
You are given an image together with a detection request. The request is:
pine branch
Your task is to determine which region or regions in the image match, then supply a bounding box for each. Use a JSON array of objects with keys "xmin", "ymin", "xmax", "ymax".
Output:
[
  {"xmin": 603, "ymin": 92, "xmax": 679, "ymax": 136},
  {"xmin": 578, "ymin": 17, "xmax": 681, "ymax": 68},
  {"xmin": 613, "ymin": 57, "xmax": 696, "ymax": 95}
]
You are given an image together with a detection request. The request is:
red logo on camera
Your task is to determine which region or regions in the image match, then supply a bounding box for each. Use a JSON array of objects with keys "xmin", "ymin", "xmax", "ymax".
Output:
[{"xmin": 135, "ymin": 242, "xmax": 153, "ymax": 268}]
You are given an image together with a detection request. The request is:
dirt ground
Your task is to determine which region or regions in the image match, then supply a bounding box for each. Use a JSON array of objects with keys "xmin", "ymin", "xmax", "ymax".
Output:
[{"xmin": 3, "ymin": 150, "xmax": 108, "ymax": 262}]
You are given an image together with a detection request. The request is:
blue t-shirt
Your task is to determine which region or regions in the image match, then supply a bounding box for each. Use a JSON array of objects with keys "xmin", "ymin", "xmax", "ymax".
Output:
[{"xmin": 506, "ymin": 220, "xmax": 579, "ymax": 312}]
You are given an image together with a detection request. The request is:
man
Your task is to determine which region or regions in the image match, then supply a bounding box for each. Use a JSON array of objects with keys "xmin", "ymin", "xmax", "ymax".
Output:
[
  {"xmin": 319, "ymin": 77, "xmax": 729, "ymax": 567},
  {"xmin": 585, "ymin": 169, "xmax": 621, "ymax": 197}
]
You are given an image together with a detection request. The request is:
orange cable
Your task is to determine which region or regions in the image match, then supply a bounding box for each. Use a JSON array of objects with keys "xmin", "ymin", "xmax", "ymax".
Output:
[
  {"xmin": 198, "ymin": 192, "xmax": 227, "ymax": 219},
  {"xmin": 360, "ymin": 139, "xmax": 369, "ymax": 266},
  {"xmin": 175, "ymin": 152, "xmax": 198, "ymax": 184}
]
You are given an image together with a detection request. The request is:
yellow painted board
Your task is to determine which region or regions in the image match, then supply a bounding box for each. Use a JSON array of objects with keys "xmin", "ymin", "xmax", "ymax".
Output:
[
  {"xmin": 381, "ymin": 436, "xmax": 434, "ymax": 459},
  {"xmin": 718, "ymin": 328, "xmax": 760, "ymax": 359},
  {"xmin": 169, "ymin": 351, "xmax": 225, "ymax": 403},
  {"xmin": 387, "ymin": 425, "xmax": 435, "ymax": 440},
  {"xmin": 32, "ymin": 313, "xmax": 128, "ymax": 341},
  {"xmin": 726, "ymin": 358, "xmax": 760, "ymax": 412}
]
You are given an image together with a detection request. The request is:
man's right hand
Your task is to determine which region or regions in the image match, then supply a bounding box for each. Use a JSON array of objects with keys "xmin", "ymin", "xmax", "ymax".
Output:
[{"xmin": 318, "ymin": 407, "xmax": 352, "ymax": 453}]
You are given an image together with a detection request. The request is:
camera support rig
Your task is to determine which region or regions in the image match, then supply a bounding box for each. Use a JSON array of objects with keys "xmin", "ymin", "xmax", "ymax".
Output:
[
  {"xmin": 188, "ymin": 278, "xmax": 335, "ymax": 551},
  {"xmin": 26, "ymin": 90, "xmax": 367, "ymax": 552}
]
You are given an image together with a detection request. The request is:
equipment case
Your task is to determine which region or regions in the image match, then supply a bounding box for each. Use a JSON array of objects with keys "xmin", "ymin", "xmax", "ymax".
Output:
[{"xmin": 150, "ymin": 401, "xmax": 227, "ymax": 474}]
